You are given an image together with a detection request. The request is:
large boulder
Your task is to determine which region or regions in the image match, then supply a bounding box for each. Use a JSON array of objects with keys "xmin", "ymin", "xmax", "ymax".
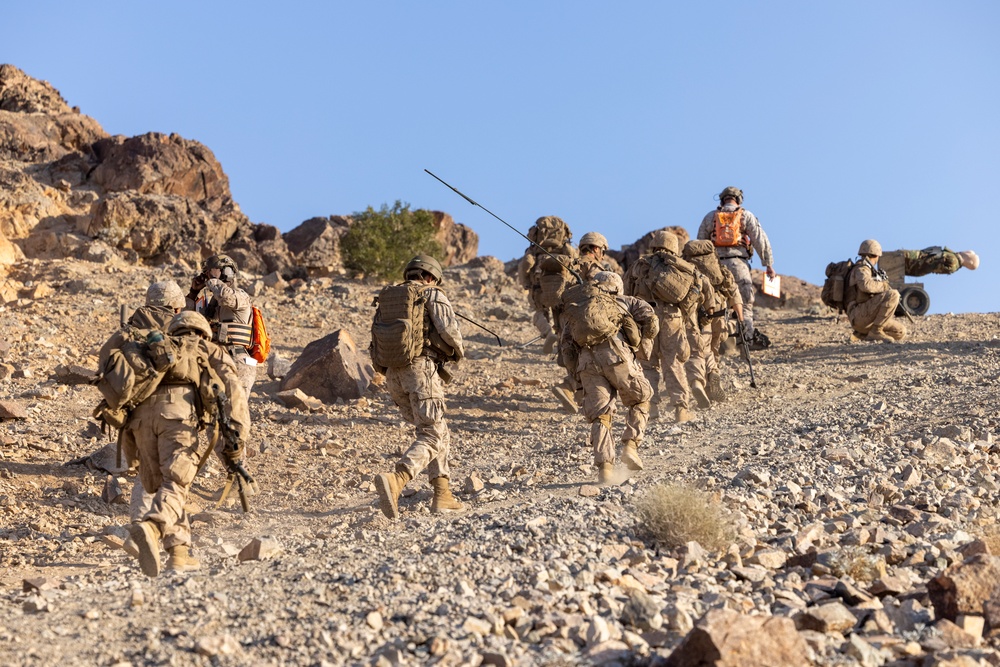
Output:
[
  {"xmin": 929, "ymin": 554, "xmax": 1000, "ymax": 627},
  {"xmin": 89, "ymin": 132, "xmax": 233, "ymax": 210},
  {"xmin": 83, "ymin": 192, "xmax": 243, "ymax": 265},
  {"xmin": 666, "ymin": 608, "xmax": 811, "ymax": 667},
  {"xmin": 222, "ymin": 222, "xmax": 295, "ymax": 277},
  {"xmin": 282, "ymin": 216, "xmax": 351, "ymax": 276},
  {"xmin": 0, "ymin": 64, "xmax": 75, "ymax": 115},
  {"xmin": 280, "ymin": 330, "xmax": 374, "ymax": 403},
  {"xmin": 431, "ymin": 211, "xmax": 478, "ymax": 266}
]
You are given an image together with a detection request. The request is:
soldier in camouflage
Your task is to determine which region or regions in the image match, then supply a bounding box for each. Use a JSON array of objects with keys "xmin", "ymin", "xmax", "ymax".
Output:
[
  {"xmin": 884, "ymin": 247, "xmax": 979, "ymax": 277},
  {"xmin": 375, "ymin": 255, "xmax": 466, "ymax": 520},
  {"xmin": 847, "ymin": 239, "xmax": 907, "ymax": 343}
]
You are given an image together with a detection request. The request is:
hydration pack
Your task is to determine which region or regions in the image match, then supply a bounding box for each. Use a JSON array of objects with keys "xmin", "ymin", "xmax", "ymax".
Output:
[
  {"xmin": 370, "ymin": 283, "xmax": 428, "ymax": 371},
  {"xmin": 821, "ymin": 259, "xmax": 856, "ymax": 313},
  {"xmin": 561, "ymin": 282, "xmax": 623, "ymax": 347},
  {"xmin": 712, "ymin": 208, "xmax": 745, "ymax": 248}
]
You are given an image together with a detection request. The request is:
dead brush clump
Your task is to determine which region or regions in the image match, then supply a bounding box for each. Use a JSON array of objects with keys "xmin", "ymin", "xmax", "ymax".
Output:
[
  {"xmin": 634, "ymin": 483, "xmax": 734, "ymax": 551},
  {"xmin": 828, "ymin": 546, "xmax": 886, "ymax": 583}
]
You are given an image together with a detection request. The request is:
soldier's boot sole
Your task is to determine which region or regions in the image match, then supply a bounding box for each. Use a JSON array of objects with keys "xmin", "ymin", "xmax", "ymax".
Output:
[
  {"xmin": 692, "ymin": 382, "xmax": 712, "ymax": 409},
  {"xmin": 621, "ymin": 442, "xmax": 644, "ymax": 471},
  {"xmin": 375, "ymin": 471, "xmax": 411, "ymax": 521},
  {"xmin": 706, "ymin": 376, "xmax": 726, "ymax": 402},
  {"xmin": 550, "ymin": 387, "xmax": 578, "ymax": 414},
  {"xmin": 129, "ymin": 521, "xmax": 161, "ymax": 578}
]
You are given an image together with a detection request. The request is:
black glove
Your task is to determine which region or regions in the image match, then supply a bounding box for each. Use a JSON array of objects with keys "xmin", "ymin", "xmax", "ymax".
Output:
[{"xmin": 191, "ymin": 273, "xmax": 208, "ymax": 292}]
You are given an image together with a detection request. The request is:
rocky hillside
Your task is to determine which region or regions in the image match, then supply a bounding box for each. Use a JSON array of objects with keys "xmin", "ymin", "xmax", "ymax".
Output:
[{"xmin": 0, "ymin": 250, "xmax": 998, "ymax": 666}]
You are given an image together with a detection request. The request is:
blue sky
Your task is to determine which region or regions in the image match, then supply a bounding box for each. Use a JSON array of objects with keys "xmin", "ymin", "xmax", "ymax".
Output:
[{"xmin": 6, "ymin": 2, "xmax": 998, "ymax": 314}]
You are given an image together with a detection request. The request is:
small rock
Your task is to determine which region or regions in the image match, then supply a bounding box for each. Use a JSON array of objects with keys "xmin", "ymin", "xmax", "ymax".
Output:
[{"xmin": 238, "ymin": 536, "xmax": 283, "ymax": 562}]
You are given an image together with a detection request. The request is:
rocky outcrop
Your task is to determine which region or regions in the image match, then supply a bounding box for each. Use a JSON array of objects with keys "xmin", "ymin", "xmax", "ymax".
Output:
[
  {"xmin": 432, "ymin": 211, "xmax": 478, "ymax": 266},
  {"xmin": 283, "ymin": 216, "xmax": 351, "ymax": 276}
]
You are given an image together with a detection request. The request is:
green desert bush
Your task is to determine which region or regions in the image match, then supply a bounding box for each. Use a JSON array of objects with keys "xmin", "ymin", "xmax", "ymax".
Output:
[
  {"xmin": 341, "ymin": 201, "xmax": 444, "ymax": 281},
  {"xmin": 634, "ymin": 483, "xmax": 734, "ymax": 551}
]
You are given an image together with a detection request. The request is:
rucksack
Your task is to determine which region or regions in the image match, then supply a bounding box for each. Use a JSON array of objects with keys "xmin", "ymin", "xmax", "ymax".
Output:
[
  {"xmin": 537, "ymin": 240, "xmax": 576, "ymax": 307},
  {"xmin": 624, "ymin": 256, "xmax": 655, "ymax": 303},
  {"xmin": 561, "ymin": 282, "xmax": 623, "ymax": 347},
  {"xmin": 712, "ymin": 208, "xmax": 745, "ymax": 248},
  {"xmin": 683, "ymin": 240, "xmax": 724, "ymax": 286},
  {"xmin": 93, "ymin": 331, "xmax": 177, "ymax": 428},
  {"xmin": 527, "ymin": 216, "xmax": 571, "ymax": 250},
  {"xmin": 370, "ymin": 283, "xmax": 428, "ymax": 371},
  {"xmin": 246, "ymin": 306, "xmax": 271, "ymax": 363},
  {"xmin": 645, "ymin": 253, "xmax": 699, "ymax": 306},
  {"xmin": 821, "ymin": 259, "xmax": 856, "ymax": 312}
]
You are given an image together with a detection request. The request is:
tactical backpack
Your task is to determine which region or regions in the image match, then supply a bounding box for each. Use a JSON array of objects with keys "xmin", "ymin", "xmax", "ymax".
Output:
[
  {"xmin": 370, "ymin": 283, "xmax": 429, "ymax": 371},
  {"xmin": 712, "ymin": 208, "xmax": 745, "ymax": 247},
  {"xmin": 645, "ymin": 253, "xmax": 699, "ymax": 306},
  {"xmin": 527, "ymin": 216, "xmax": 571, "ymax": 249},
  {"xmin": 93, "ymin": 331, "xmax": 178, "ymax": 429},
  {"xmin": 246, "ymin": 306, "xmax": 271, "ymax": 364},
  {"xmin": 683, "ymin": 240, "xmax": 724, "ymax": 286},
  {"xmin": 561, "ymin": 282, "xmax": 623, "ymax": 347},
  {"xmin": 624, "ymin": 256, "xmax": 656, "ymax": 303},
  {"xmin": 537, "ymin": 241, "xmax": 576, "ymax": 308},
  {"xmin": 821, "ymin": 259, "xmax": 856, "ymax": 313}
]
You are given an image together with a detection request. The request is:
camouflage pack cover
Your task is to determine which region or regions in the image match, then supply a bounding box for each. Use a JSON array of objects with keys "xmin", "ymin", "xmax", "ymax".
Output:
[
  {"xmin": 683, "ymin": 240, "xmax": 724, "ymax": 286},
  {"xmin": 561, "ymin": 282, "xmax": 622, "ymax": 347},
  {"xmin": 646, "ymin": 253, "xmax": 698, "ymax": 305},
  {"xmin": 370, "ymin": 283, "xmax": 429, "ymax": 370}
]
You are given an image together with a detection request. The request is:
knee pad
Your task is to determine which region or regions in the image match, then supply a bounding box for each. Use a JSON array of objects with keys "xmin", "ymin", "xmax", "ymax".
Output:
[{"xmin": 591, "ymin": 413, "xmax": 613, "ymax": 429}]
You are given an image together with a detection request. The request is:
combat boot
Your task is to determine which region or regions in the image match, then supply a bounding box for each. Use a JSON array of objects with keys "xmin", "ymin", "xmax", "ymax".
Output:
[
  {"xmin": 166, "ymin": 545, "xmax": 201, "ymax": 572},
  {"xmin": 621, "ymin": 440, "xmax": 643, "ymax": 471},
  {"xmin": 675, "ymin": 406, "xmax": 694, "ymax": 423},
  {"xmin": 375, "ymin": 470, "xmax": 412, "ymax": 520},
  {"xmin": 597, "ymin": 462, "xmax": 614, "ymax": 484},
  {"xmin": 706, "ymin": 374, "xmax": 726, "ymax": 402},
  {"xmin": 128, "ymin": 520, "xmax": 162, "ymax": 578},
  {"xmin": 867, "ymin": 328, "xmax": 896, "ymax": 343},
  {"xmin": 691, "ymin": 381, "xmax": 711, "ymax": 409},
  {"xmin": 648, "ymin": 400, "xmax": 661, "ymax": 420},
  {"xmin": 430, "ymin": 477, "xmax": 464, "ymax": 514}
]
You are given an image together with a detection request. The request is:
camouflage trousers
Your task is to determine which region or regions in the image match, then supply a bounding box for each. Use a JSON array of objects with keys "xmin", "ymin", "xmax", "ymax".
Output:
[
  {"xmin": 900, "ymin": 248, "xmax": 961, "ymax": 277},
  {"xmin": 129, "ymin": 385, "xmax": 202, "ymax": 549},
  {"xmin": 685, "ymin": 322, "xmax": 717, "ymax": 389},
  {"xmin": 386, "ymin": 356, "xmax": 451, "ymax": 480},
  {"xmin": 578, "ymin": 337, "xmax": 652, "ymax": 465},
  {"xmin": 720, "ymin": 257, "xmax": 756, "ymax": 338},
  {"xmin": 849, "ymin": 291, "xmax": 907, "ymax": 341},
  {"xmin": 646, "ymin": 307, "xmax": 705, "ymax": 410}
]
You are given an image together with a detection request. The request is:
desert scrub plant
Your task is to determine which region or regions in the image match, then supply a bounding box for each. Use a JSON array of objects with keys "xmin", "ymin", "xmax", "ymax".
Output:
[
  {"xmin": 634, "ymin": 483, "xmax": 734, "ymax": 551},
  {"xmin": 827, "ymin": 546, "xmax": 886, "ymax": 583},
  {"xmin": 340, "ymin": 201, "xmax": 444, "ymax": 281}
]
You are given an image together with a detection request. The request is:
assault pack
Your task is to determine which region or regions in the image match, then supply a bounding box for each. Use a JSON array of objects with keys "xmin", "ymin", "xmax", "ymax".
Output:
[
  {"xmin": 682, "ymin": 240, "xmax": 724, "ymax": 286},
  {"xmin": 712, "ymin": 208, "xmax": 746, "ymax": 248},
  {"xmin": 645, "ymin": 253, "xmax": 699, "ymax": 306},
  {"xmin": 821, "ymin": 259, "xmax": 856, "ymax": 313},
  {"xmin": 370, "ymin": 283, "xmax": 429, "ymax": 371},
  {"xmin": 560, "ymin": 282, "xmax": 624, "ymax": 347},
  {"xmin": 527, "ymin": 215, "xmax": 571, "ymax": 249},
  {"xmin": 536, "ymin": 239, "xmax": 576, "ymax": 308}
]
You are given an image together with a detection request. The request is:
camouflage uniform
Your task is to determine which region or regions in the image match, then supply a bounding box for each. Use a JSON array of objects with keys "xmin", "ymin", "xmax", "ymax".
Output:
[
  {"xmin": 847, "ymin": 259, "xmax": 907, "ymax": 341},
  {"xmin": 562, "ymin": 274, "xmax": 655, "ymax": 477},
  {"xmin": 386, "ymin": 287, "xmax": 465, "ymax": 481},
  {"xmin": 696, "ymin": 203, "xmax": 774, "ymax": 339},
  {"xmin": 891, "ymin": 247, "xmax": 962, "ymax": 277},
  {"xmin": 125, "ymin": 312, "xmax": 249, "ymax": 576}
]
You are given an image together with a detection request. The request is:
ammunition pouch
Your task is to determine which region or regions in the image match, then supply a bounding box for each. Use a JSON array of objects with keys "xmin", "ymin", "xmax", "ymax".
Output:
[{"xmin": 619, "ymin": 314, "xmax": 642, "ymax": 349}]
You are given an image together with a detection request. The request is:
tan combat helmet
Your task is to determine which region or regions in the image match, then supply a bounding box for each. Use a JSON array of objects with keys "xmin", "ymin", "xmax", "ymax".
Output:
[
  {"xmin": 167, "ymin": 311, "xmax": 213, "ymax": 339},
  {"xmin": 404, "ymin": 254, "xmax": 443, "ymax": 283},
  {"xmin": 858, "ymin": 239, "xmax": 882, "ymax": 258},
  {"xmin": 593, "ymin": 271, "xmax": 623, "ymax": 295},
  {"xmin": 719, "ymin": 186, "xmax": 743, "ymax": 205},
  {"xmin": 957, "ymin": 250, "xmax": 979, "ymax": 270},
  {"xmin": 579, "ymin": 232, "xmax": 609, "ymax": 251},
  {"xmin": 203, "ymin": 254, "xmax": 239, "ymax": 283},
  {"xmin": 649, "ymin": 230, "xmax": 679, "ymax": 255},
  {"xmin": 146, "ymin": 280, "xmax": 185, "ymax": 310}
]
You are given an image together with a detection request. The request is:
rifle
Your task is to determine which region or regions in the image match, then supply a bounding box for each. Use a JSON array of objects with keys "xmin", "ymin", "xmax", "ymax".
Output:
[
  {"xmin": 425, "ymin": 169, "xmax": 583, "ymax": 285},
  {"xmin": 213, "ymin": 387, "xmax": 258, "ymax": 513},
  {"xmin": 734, "ymin": 317, "xmax": 758, "ymax": 389}
]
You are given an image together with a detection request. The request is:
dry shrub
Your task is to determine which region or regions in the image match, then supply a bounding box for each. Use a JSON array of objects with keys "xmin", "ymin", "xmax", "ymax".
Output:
[
  {"xmin": 828, "ymin": 546, "xmax": 886, "ymax": 583},
  {"xmin": 634, "ymin": 483, "xmax": 734, "ymax": 551}
]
